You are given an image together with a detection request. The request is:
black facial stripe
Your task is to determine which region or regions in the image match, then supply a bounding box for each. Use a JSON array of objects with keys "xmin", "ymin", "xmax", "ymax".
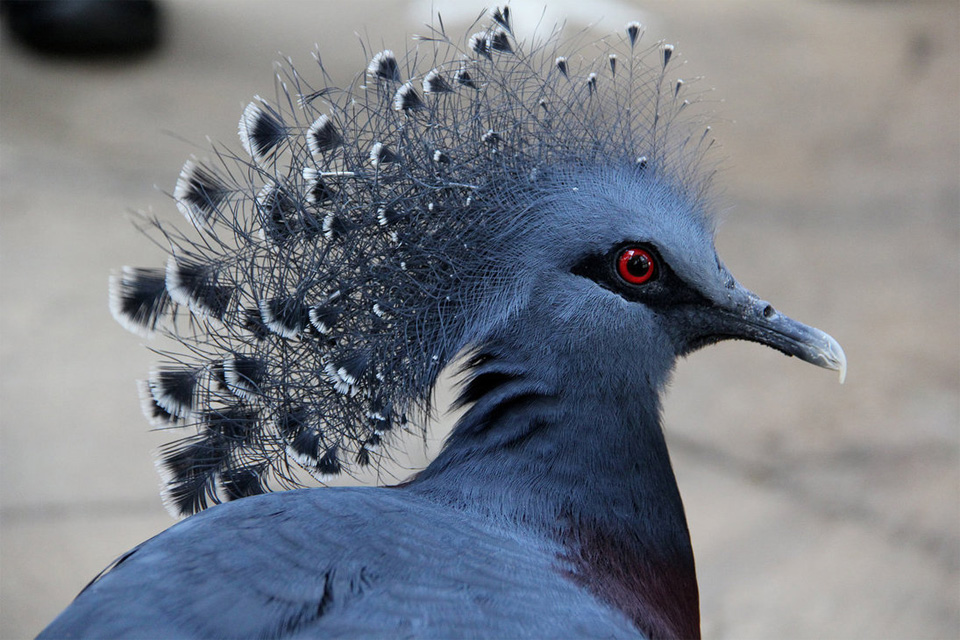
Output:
[{"xmin": 572, "ymin": 243, "xmax": 710, "ymax": 309}]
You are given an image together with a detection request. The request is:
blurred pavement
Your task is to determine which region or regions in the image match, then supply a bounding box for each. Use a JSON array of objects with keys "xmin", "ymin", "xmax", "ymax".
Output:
[{"xmin": 1, "ymin": 1, "xmax": 957, "ymax": 637}]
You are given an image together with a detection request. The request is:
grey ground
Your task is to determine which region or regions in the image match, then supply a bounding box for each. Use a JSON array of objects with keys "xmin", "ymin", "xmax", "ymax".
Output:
[{"xmin": 1, "ymin": 0, "xmax": 957, "ymax": 638}]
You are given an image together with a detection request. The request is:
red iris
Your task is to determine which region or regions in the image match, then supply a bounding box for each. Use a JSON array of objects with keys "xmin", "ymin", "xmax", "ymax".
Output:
[{"xmin": 617, "ymin": 247, "xmax": 655, "ymax": 285}]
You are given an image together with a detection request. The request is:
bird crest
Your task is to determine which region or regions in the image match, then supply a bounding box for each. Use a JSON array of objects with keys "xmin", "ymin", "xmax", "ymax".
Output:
[{"xmin": 109, "ymin": 7, "xmax": 715, "ymax": 517}]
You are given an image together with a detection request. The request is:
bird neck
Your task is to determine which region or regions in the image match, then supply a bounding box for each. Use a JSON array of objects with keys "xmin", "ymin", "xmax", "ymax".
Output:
[{"xmin": 410, "ymin": 305, "xmax": 700, "ymax": 639}]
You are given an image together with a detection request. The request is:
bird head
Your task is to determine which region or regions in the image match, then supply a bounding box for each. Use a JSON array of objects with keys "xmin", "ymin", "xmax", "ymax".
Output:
[
  {"xmin": 447, "ymin": 161, "xmax": 845, "ymax": 397},
  {"xmin": 109, "ymin": 8, "xmax": 844, "ymax": 517}
]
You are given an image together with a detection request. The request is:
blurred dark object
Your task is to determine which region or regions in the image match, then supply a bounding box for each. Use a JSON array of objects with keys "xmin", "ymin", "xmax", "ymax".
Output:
[{"xmin": 1, "ymin": 0, "xmax": 161, "ymax": 56}]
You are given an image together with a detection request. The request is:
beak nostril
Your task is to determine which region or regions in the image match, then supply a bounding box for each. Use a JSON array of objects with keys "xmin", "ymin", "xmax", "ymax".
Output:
[{"xmin": 762, "ymin": 304, "xmax": 776, "ymax": 319}]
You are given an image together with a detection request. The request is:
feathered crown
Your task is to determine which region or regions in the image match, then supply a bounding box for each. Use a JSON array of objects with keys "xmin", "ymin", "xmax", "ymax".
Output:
[{"xmin": 109, "ymin": 7, "xmax": 714, "ymax": 517}]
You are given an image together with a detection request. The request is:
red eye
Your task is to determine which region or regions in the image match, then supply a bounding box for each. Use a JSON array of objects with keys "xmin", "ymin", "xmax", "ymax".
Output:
[{"xmin": 617, "ymin": 247, "xmax": 656, "ymax": 285}]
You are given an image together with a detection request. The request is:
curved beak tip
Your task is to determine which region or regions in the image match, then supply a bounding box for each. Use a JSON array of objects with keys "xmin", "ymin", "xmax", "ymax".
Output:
[
  {"xmin": 823, "ymin": 332, "xmax": 847, "ymax": 384},
  {"xmin": 801, "ymin": 326, "xmax": 846, "ymax": 384}
]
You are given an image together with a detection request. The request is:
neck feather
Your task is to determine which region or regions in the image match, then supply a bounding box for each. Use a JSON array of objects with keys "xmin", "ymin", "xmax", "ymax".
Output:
[{"xmin": 411, "ymin": 322, "xmax": 700, "ymax": 639}]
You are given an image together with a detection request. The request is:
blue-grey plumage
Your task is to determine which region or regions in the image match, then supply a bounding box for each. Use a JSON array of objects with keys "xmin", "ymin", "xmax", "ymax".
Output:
[
  {"xmin": 41, "ymin": 489, "xmax": 643, "ymax": 638},
  {"xmin": 50, "ymin": 7, "xmax": 846, "ymax": 639}
]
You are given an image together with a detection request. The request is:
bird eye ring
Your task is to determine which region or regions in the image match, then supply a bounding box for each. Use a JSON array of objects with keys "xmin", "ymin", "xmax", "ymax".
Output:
[{"xmin": 616, "ymin": 247, "xmax": 656, "ymax": 285}]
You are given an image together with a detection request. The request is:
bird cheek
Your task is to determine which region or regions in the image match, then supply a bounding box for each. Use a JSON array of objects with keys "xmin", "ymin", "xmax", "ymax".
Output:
[{"xmin": 654, "ymin": 307, "xmax": 720, "ymax": 357}]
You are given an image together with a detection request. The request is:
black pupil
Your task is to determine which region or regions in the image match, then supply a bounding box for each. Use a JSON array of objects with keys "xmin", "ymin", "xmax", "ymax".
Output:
[{"xmin": 627, "ymin": 253, "xmax": 651, "ymax": 277}]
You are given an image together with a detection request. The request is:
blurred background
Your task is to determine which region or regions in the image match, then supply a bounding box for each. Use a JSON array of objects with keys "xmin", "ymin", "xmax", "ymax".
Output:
[{"xmin": 1, "ymin": 0, "xmax": 957, "ymax": 637}]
